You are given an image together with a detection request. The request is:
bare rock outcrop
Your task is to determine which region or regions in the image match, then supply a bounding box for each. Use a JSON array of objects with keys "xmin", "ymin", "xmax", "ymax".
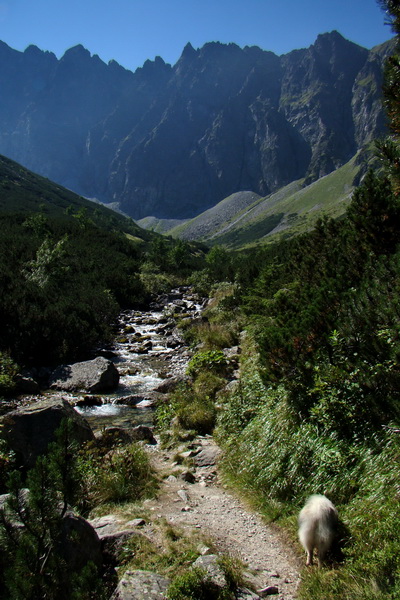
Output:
[{"xmin": 49, "ymin": 356, "xmax": 119, "ymax": 393}]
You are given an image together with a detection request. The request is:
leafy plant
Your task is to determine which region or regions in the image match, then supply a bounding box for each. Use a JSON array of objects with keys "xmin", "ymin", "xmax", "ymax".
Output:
[
  {"xmin": 0, "ymin": 352, "xmax": 19, "ymax": 397},
  {"xmin": 187, "ymin": 350, "xmax": 227, "ymax": 377}
]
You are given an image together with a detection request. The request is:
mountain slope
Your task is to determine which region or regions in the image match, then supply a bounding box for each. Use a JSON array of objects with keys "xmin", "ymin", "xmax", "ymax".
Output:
[
  {"xmin": 0, "ymin": 35, "xmax": 393, "ymax": 221},
  {"xmin": 163, "ymin": 152, "xmax": 363, "ymax": 248},
  {"xmin": 0, "ymin": 153, "xmax": 152, "ymax": 242}
]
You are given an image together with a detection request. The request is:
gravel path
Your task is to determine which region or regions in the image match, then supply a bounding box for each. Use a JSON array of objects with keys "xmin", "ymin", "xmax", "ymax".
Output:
[{"xmin": 145, "ymin": 436, "xmax": 302, "ymax": 599}]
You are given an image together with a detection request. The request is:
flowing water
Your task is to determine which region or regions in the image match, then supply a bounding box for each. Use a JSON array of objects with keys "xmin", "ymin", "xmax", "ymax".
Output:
[{"xmin": 73, "ymin": 288, "xmax": 202, "ymax": 433}]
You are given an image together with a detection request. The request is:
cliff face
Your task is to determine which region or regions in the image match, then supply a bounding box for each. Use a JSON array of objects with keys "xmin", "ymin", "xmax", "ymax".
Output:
[{"xmin": 0, "ymin": 33, "xmax": 393, "ymax": 219}]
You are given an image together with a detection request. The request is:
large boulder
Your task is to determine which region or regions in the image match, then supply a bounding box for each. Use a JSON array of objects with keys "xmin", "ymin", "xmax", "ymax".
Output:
[
  {"xmin": 49, "ymin": 356, "xmax": 119, "ymax": 393},
  {"xmin": 0, "ymin": 398, "xmax": 94, "ymax": 469},
  {"xmin": 59, "ymin": 511, "xmax": 102, "ymax": 571},
  {"xmin": 111, "ymin": 570, "xmax": 170, "ymax": 600}
]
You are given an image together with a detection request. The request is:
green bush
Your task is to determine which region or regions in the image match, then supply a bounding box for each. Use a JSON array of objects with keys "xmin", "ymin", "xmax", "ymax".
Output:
[
  {"xmin": 155, "ymin": 383, "xmax": 218, "ymax": 437},
  {"xmin": 187, "ymin": 350, "xmax": 227, "ymax": 377},
  {"xmin": 0, "ymin": 351, "xmax": 19, "ymax": 396},
  {"xmin": 177, "ymin": 398, "xmax": 217, "ymax": 435},
  {"xmin": 167, "ymin": 567, "xmax": 231, "ymax": 600},
  {"xmin": 78, "ymin": 442, "xmax": 157, "ymax": 506},
  {"xmin": 0, "ymin": 420, "xmax": 106, "ymax": 600},
  {"xmin": 193, "ymin": 372, "xmax": 226, "ymax": 399}
]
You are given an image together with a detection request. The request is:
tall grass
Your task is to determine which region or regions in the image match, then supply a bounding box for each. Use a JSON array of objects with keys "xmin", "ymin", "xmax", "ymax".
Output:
[
  {"xmin": 216, "ymin": 337, "xmax": 400, "ymax": 599},
  {"xmin": 78, "ymin": 442, "xmax": 157, "ymax": 506}
]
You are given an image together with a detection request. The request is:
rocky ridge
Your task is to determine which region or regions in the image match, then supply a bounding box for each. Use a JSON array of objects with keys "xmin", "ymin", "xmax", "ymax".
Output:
[{"xmin": 0, "ymin": 34, "xmax": 393, "ymax": 220}]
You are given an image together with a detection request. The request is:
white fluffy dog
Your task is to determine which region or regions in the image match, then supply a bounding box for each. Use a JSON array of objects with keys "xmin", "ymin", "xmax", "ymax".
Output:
[{"xmin": 298, "ymin": 494, "xmax": 338, "ymax": 566}]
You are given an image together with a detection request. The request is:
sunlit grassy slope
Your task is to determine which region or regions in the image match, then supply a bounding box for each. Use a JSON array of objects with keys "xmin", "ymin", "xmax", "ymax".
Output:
[{"xmin": 166, "ymin": 153, "xmax": 363, "ymax": 248}]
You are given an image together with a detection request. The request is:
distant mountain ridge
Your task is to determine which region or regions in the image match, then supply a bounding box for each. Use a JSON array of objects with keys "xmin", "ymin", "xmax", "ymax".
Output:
[{"xmin": 0, "ymin": 33, "xmax": 393, "ymax": 220}]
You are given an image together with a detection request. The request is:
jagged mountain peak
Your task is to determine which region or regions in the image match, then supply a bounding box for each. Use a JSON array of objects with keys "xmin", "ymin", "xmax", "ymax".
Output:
[
  {"xmin": 61, "ymin": 44, "xmax": 92, "ymax": 61},
  {"xmin": 0, "ymin": 34, "xmax": 392, "ymax": 221},
  {"xmin": 181, "ymin": 42, "xmax": 197, "ymax": 57}
]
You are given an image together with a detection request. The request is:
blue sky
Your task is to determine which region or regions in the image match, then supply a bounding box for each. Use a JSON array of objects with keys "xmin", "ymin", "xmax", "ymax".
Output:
[{"xmin": 0, "ymin": 0, "xmax": 392, "ymax": 71}]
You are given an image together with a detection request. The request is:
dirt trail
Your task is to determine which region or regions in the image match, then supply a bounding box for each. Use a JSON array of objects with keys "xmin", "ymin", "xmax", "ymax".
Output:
[{"xmin": 145, "ymin": 436, "xmax": 302, "ymax": 599}]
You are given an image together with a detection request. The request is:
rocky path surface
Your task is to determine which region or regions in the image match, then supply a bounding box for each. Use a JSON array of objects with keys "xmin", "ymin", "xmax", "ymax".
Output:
[{"xmin": 144, "ymin": 436, "xmax": 302, "ymax": 599}]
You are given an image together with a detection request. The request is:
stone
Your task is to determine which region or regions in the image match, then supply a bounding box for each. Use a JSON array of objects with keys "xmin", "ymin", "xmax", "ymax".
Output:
[
  {"xmin": 111, "ymin": 570, "xmax": 170, "ymax": 600},
  {"xmin": 75, "ymin": 395, "xmax": 103, "ymax": 407},
  {"xmin": 89, "ymin": 514, "xmax": 125, "ymax": 537},
  {"xmin": 126, "ymin": 518, "xmax": 146, "ymax": 528},
  {"xmin": 59, "ymin": 511, "xmax": 102, "ymax": 571},
  {"xmin": 177, "ymin": 489, "xmax": 189, "ymax": 503},
  {"xmin": 89, "ymin": 514, "xmax": 149, "ymax": 564},
  {"xmin": 194, "ymin": 446, "xmax": 221, "ymax": 467},
  {"xmin": 101, "ymin": 530, "xmax": 145, "ymax": 563},
  {"xmin": 237, "ymin": 588, "xmax": 263, "ymax": 600},
  {"xmin": 192, "ymin": 554, "xmax": 227, "ymax": 589},
  {"xmin": 49, "ymin": 356, "xmax": 119, "ymax": 393},
  {"xmin": 0, "ymin": 398, "xmax": 94, "ymax": 469},
  {"xmin": 179, "ymin": 470, "xmax": 196, "ymax": 483},
  {"xmin": 96, "ymin": 427, "xmax": 133, "ymax": 446},
  {"xmin": 155, "ymin": 376, "xmax": 187, "ymax": 393},
  {"xmin": 257, "ymin": 586, "xmax": 279, "ymax": 597},
  {"xmin": 130, "ymin": 425, "xmax": 157, "ymax": 445},
  {"xmin": 14, "ymin": 374, "xmax": 40, "ymax": 394}
]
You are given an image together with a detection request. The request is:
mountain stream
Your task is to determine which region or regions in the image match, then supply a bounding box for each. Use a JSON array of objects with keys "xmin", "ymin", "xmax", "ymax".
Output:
[{"xmin": 73, "ymin": 288, "xmax": 202, "ymax": 433}]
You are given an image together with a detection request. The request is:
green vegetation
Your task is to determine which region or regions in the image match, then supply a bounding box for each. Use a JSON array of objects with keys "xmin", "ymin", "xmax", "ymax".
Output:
[
  {"xmin": 167, "ymin": 567, "xmax": 231, "ymax": 600},
  {"xmin": 0, "ymin": 159, "xmax": 204, "ymax": 373},
  {"xmin": 155, "ymin": 5, "xmax": 400, "ymax": 597},
  {"xmin": 166, "ymin": 555, "xmax": 244, "ymax": 600},
  {"xmin": 78, "ymin": 440, "xmax": 157, "ymax": 507},
  {"xmin": 166, "ymin": 152, "xmax": 366, "ymax": 249},
  {"xmin": 0, "ymin": 420, "xmax": 107, "ymax": 599},
  {"xmin": 1, "ymin": 4, "xmax": 400, "ymax": 600},
  {"xmin": 206, "ymin": 167, "xmax": 400, "ymax": 597}
]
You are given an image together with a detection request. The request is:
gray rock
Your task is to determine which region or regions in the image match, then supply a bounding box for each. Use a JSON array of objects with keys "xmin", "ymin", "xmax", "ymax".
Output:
[
  {"xmin": 155, "ymin": 376, "xmax": 184, "ymax": 393},
  {"xmin": 192, "ymin": 554, "xmax": 227, "ymax": 589},
  {"xmin": 257, "ymin": 586, "xmax": 279, "ymax": 597},
  {"xmin": 177, "ymin": 489, "xmax": 189, "ymax": 503},
  {"xmin": 89, "ymin": 514, "xmax": 126, "ymax": 537},
  {"xmin": 131, "ymin": 425, "xmax": 157, "ymax": 445},
  {"xmin": 95, "ymin": 427, "xmax": 133, "ymax": 446},
  {"xmin": 0, "ymin": 398, "xmax": 94, "ymax": 469},
  {"xmin": 59, "ymin": 511, "xmax": 102, "ymax": 571},
  {"xmin": 126, "ymin": 518, "xmax": 146, "ymax": 528},
  {"xmin": 49, "ymin": 356, "xmax": 119, "ymax": 393},
  {"xmin": 179, "ymin": 470, "xmax": 196, "ymax": 483},
  {"xmin": 111, "ymin": 570, "xmax": 170, "ymax": 600},
  {"xmin": 194, "ymin": 446, "xmax": 221, "ymax": 467},
  {"xmin": 75, "ymin": 395, "xmax": 103, "ymax": 407},
  {"xmin": 101, "ymin": 529, "xmax": 145, "ymax": 563},
  {"xmin": 14, "ymin": 374, "xmax": 40, "ymax": 394},
  {"xmin": 237, "ymin": 588, "xmax": 263, "ymax": 600},
  {"xmin": 89, "ymin": 514, "xmax": 149, "ymax": 563}
]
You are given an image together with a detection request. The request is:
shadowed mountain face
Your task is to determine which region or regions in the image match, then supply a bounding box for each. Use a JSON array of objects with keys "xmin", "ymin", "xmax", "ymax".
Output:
[{"xmin": 0, "ymin": 33, "xmax": 392, "ymax": 219}]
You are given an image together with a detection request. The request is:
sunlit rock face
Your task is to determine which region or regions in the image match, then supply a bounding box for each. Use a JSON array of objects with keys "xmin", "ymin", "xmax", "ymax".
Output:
[{"xmin": 0, "ymin": 33, "xmax": 393, "ymax": 219}]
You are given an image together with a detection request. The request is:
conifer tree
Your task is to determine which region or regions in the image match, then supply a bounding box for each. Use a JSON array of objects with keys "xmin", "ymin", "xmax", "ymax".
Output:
[{"xmin": 377, "ymin": 0, "xmax": 400, "ymax": 193}]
